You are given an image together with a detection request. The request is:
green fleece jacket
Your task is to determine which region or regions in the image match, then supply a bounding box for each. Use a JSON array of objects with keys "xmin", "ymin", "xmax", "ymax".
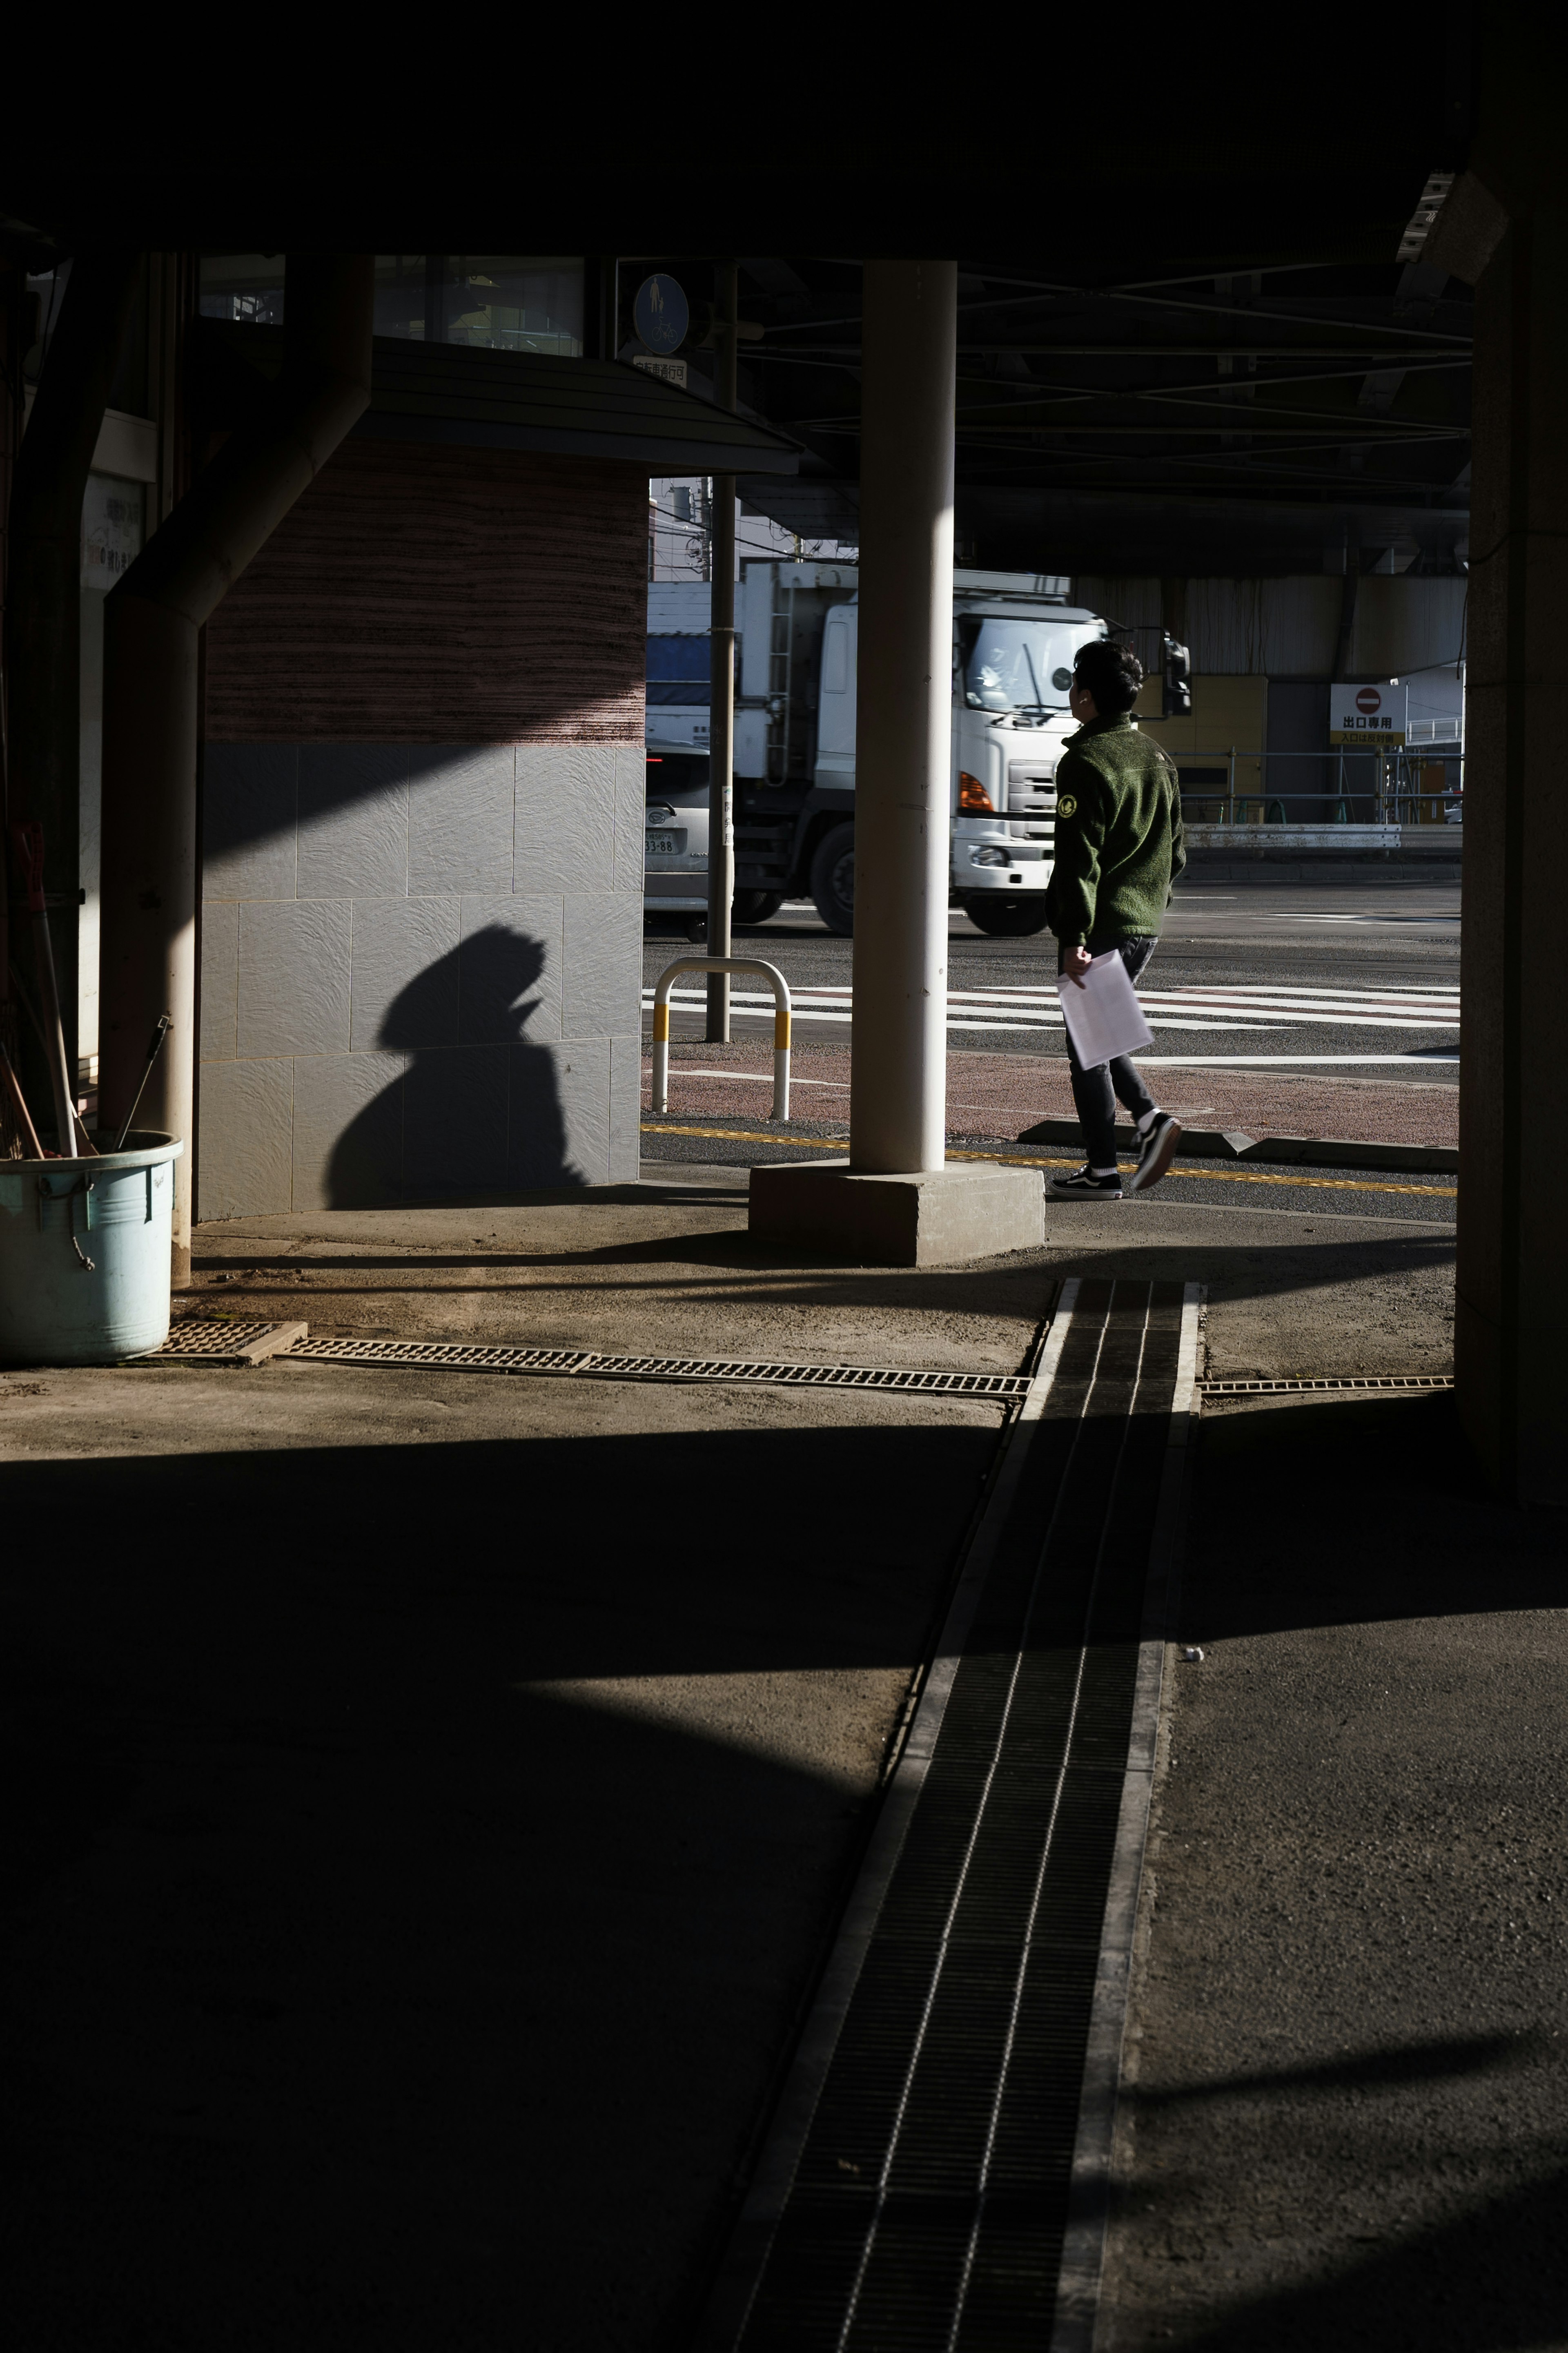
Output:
[{"xmin": 1043, "ymin": 713, "xmax": 1186, "ymax": 947}]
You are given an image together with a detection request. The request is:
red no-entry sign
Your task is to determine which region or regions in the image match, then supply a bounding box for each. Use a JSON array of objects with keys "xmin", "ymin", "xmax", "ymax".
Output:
[{"xmin": 1330, "ymin": 683, "xmax": 1407, "ymax": 744}]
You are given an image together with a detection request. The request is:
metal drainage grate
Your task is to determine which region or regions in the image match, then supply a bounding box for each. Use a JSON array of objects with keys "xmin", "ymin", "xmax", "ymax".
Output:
[
  {"xmin": 157, "ymin": 1319, "xmax": 307, "ymax": 1365},
  {"xmin": 163, "ymin": 1320, "xmax": 288, "ymax": 1354},
  {"xmin": 710, "ymin": 1280, "xmax": 1188, "ymax": 2351},
  {"xmin": 159, "ymin": 1323, "xmax": 1031, "ymax": 1398},
  {"xmin": 1200, "ymin": 1374, "xmax": 1453, "ymax": 1396}
]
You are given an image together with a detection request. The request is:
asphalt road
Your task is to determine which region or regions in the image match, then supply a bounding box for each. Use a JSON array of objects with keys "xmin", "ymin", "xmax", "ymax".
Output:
[
  {"xmin": 644, "ymin": 880, "xmax": 1459, "ymax": 1070},
  {"xmin": 641, "ymin": 878, "xmax": 1461, "ymax": 1223}
]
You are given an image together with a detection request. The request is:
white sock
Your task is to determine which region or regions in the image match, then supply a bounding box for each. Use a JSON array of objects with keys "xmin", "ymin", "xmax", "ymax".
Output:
[
  {"xmin": 1136, "ymin": 1107, "xmax": 1161, "ymax": 1135},
  {"xmin": 1090, "ymin": 1165, "xmax": 1118, "ymax": 1178}
]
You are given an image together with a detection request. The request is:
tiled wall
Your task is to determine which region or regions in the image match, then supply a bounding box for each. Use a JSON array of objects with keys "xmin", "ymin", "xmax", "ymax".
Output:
[{"xmin": 197, "ymin": 740, "xmax": 646, "ymax": 1217}]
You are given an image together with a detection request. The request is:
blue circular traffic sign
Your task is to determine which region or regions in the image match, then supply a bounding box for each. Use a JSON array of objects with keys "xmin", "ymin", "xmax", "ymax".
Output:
[{"xmin": 633, "ymin": 273, "xmax": 689, "ymax": 355}]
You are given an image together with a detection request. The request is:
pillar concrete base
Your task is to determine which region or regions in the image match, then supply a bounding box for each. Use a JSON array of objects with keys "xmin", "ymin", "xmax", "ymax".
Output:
[{"xmin": 748, "ymin": 1158, "xmax": 1043, "ymax": 1267}]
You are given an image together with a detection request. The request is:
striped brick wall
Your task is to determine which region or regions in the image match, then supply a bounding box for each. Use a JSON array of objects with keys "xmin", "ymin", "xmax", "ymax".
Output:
[{"xmin": 205, "ymin": 440, "xmax": 647, "ymax": 745}]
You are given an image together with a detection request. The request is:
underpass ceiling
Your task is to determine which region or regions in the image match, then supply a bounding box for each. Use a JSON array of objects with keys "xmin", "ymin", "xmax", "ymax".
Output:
[
  {"xmin": 4, "ymin": 66, "xmax": 1471, "ymax": 575},
  {"xmin": 712, "ymin": 255, "xmax": 1472, "ymax": 575}
]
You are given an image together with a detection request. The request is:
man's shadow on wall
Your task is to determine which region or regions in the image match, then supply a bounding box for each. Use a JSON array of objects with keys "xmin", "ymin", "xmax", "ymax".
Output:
[{"xmin": 328, "ymin": 924, "xmax": 580, "ymax": 1207}]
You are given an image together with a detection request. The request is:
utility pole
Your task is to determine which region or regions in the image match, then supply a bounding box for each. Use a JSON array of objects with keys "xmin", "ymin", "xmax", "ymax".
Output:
[{"xmin": 706, "ymin": 261, "xmax": 738, "ymax": 1041}]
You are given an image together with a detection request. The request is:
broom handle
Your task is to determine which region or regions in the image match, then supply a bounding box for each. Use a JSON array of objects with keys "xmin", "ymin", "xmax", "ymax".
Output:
[
  {"xmin": 11, "ymin": 822, "xmax": 92, "ymax": 1157},
  {"xmin": 0, "ymin": 1036, "xmax": 43, "ymax": 1159},
  {"xmin": 114, "ymin": 1014, "xmax": 172, "ymax": 1153}
]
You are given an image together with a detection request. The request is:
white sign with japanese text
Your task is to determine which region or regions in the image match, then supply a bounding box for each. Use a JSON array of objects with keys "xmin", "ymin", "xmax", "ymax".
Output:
[{"xmin": 1330, "ymin": 682, "xmax": 1407, "ymax": 745}]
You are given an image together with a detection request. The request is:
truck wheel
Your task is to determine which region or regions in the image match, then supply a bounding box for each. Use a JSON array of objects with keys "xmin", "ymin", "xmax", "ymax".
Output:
[
  {"xmin": 733, "ymin": 891, "xmax": 784, "ymax": 926},
  {"xmin": 963, "ymin": 896, "xmax": 1052, "ymax": 938},
  {"xmin": 810, "ymin": 824, "xmax": 856, "ymax": 935}
]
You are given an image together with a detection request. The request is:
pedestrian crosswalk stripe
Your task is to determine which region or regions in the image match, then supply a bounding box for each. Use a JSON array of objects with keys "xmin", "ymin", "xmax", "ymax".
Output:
[{"xmin": 642, "ymin": 980, "xmax": 1460, "ymax": 1034}]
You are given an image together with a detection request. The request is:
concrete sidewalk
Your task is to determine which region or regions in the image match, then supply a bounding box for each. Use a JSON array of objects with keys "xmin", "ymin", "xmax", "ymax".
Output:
[
  {"xmin": 647, "ymin": 1042, "xmax": 1461, "ymax": 1153},
  {"xmin": 1100, "ymin": 1386, "xmax": 1568, "ymax": 2353},
  {"xmin": 0, "ymin": 1168, "xmax": 1472, "ymax": 2348}
]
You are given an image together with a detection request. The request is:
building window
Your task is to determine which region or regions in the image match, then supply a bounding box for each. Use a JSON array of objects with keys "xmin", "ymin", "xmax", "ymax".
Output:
[
  {"xmin": 199, "ymin": 255, "xmax": 286, "ymax": 323},
  {"xmin": 197, "ymin": 256, "xmax": 585, "ymax": 357},
  {"xmin": 374, "ymin": 257, "xmax": 584, "ymax": 355}
]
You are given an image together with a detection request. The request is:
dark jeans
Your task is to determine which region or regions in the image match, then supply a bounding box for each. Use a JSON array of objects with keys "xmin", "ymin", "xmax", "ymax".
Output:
[{"xmin": 1060, "ymin": 935, "xmax": 1158, "ymax": 1168}]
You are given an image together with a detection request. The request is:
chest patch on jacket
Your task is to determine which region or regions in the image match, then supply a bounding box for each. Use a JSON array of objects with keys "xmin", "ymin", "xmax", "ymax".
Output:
[{"xmin": 1057, "ymin": 794, "xmax": 1077, "ymax": 819}]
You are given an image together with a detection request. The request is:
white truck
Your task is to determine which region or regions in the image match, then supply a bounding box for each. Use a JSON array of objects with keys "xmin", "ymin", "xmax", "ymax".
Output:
[{"xmin": 643, "ymin": 564, "xmax": 1108, "ymax": 936}]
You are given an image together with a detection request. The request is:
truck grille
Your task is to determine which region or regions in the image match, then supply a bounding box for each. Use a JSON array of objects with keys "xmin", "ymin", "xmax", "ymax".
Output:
[{"xmin": 1006, "ymin": 760, "xmax": 1056, "ymax": 818}]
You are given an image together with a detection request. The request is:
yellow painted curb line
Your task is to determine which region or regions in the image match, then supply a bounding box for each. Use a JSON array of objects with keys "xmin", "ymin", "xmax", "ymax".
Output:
[{"xmin": 640, "ymin": 1123, "xmax": 1457, "ymax": 1200}]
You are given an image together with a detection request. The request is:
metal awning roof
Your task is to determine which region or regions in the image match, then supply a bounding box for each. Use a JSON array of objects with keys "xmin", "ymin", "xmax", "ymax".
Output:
[
  {"xmin": 355, "ymin": 341, "xmax": 799, "ymax": 472},
  {"xmin": 194, "ymin": 323, "xmax": 799, "ymax": 472}
]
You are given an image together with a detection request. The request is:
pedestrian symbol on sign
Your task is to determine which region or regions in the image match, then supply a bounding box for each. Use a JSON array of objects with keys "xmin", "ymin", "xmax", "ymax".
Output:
[{"xmin": 633, "ymin": 274, "xmax": 690, "ymax": 357}]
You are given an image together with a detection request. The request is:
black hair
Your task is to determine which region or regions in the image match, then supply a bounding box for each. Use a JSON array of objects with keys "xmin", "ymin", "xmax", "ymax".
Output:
[{"xmin": 1073, "ymin": 639, "xmax": 1143, "ymax": 715}]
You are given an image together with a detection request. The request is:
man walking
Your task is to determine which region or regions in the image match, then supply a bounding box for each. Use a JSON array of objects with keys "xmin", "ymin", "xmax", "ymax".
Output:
[{"xmin": 1042, "ymin": 639, "xmax": 1184, "ymax": 1199}]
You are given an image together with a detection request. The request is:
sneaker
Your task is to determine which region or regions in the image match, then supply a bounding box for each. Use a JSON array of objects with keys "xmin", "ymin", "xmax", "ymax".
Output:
[
  {"xmin": 1047, "ymin": 1164, "xmax": 1123, "ymax": 1200},
  {"xmin": 1129, "ymin": 1114, "xmax": 1181, "ymax": 1194}
]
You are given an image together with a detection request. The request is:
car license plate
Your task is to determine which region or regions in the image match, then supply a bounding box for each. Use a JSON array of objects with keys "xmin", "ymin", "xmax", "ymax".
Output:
[{"xmin": 645, "ymin": 832, "xmax": 684, "ymax": 856}]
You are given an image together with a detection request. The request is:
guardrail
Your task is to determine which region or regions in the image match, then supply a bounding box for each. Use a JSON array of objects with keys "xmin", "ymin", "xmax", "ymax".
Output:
[
  {"xmin": 1180, "ymin": 790, "xmax": 1460, "ymax": 828},
  {"xmin": 1167, "ymin": 746, "xmax": 1463, "ymax": 830},
  {"xmin": 650, "ymin": 957, "xmax": 792, "ymax": 1121}
]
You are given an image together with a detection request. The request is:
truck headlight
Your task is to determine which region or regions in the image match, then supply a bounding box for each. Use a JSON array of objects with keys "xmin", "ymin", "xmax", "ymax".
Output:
[{"xmin": 969, "ymin": 845, "xmax": 1009, "ymax": 867}]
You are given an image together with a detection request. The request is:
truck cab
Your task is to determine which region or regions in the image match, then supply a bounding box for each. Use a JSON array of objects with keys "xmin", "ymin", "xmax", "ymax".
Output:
[
  {"xmin": 797, "ymin": 571, "xmax": 1105, "ymax": 933},
  {"xmin": 645, "ymin": 562, "xmax": 1107, "ymax": 937}
]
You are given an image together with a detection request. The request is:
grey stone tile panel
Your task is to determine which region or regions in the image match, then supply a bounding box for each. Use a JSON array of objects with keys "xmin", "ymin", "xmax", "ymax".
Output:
[
  {"xmin": 197, "ymin": 1057, "xmax": 293, "ymax": 1220},
  {"xmin": 350, "ymin": 896, "xmax": 461, "ymax": 1053},
  {"xmin": 408, "ymin": 746, "xmax": 514, "ymax": 896},
  {"xmin": 238, "ymin": 900, "xmax": 353, "ymax": 1059},
  {"xmin": 514, "ymin": 743, "xmax": 617, "ymax": 896},
  {"xmin": 608, "ymin": 1032, "xmax": 644, "ymax": 1182},
  {"xmin": 508, "ymin": 1036, "xmax": 609, "ymax": 1187},
  {"xmin": 292, "ymin": 1051, "xmax": 408, "ymax": 1211},
  {"xmin": 403, "ymin": 1045, "xmax": 508, "ymax": 1197},
  {"xmin": 611, "ymin": 742, "xmax": 650, "ymax": 894},
  {"xmin": 563, "ymin": 891, "xmax": 643, "ymax": 1041},
  {"xmin": 459, "ymin": 895, "xmax": 562, "ymax": 1046},
  {"xmin": 298, "ymin": 745, "xmax": 409, "ymax": 900},
  {"xmin": 203, "ymin": 744, "xmax": 297, "ymax": 901},
  {"xmin": 199, "ymin": 899, "xmax": 238, "ymax": 1063}
]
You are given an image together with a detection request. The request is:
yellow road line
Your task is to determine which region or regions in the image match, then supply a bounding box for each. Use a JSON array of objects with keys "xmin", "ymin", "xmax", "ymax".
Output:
[{"xmin": 641, "ymin": 1124, "xmax": 1456, "ymax": 1200}]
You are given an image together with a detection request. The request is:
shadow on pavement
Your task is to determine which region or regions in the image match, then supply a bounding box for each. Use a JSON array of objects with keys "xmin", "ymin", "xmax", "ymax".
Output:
[
  {"xmin": 1105, "ymin": 1386, "xmax": 1568, "ymax": 2353},
  {"xmin": 0, "ymin": 1420, "xmax": 997, "ymax": 2351},
  {"xmin": 1187, "ymin": 1393, "xmax": 1564, "ymax": 1638},
  {"xmin": 1147, "ymin": 2162, "xmax": 1568, "ymax": 2353}
]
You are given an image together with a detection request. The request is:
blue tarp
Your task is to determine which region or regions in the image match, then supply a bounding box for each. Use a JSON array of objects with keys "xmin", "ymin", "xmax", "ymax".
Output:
[{"xmin": 646, "ymin": 633, "xmax": 710, "ymax": 705}]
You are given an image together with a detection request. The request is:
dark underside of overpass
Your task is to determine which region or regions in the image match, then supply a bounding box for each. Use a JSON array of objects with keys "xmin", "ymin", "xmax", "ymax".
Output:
[{"xmin": 6, "ymin": 29, "xmax": 1475, "ymax": 581}]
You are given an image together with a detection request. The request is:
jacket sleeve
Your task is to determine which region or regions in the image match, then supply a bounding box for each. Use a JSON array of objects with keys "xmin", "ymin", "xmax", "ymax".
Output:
[
  {"xmin": 1163, "ymin": 751, "xmax": 1187, "ymax": 894},
  {"xmin": 1044, "ymin": 746, "xmax": 1105, "ymax": 946}
]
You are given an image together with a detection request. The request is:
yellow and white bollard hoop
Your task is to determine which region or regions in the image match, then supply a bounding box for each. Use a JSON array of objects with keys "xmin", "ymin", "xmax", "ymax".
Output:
[{"xmin": 649, "ymin": 958, "xmax": 793, "ymax": 1121}]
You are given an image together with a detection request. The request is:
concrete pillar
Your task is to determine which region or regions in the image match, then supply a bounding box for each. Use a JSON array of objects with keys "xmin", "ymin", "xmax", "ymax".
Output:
[
  {"xmin": 1406, "ymin": 4, "xmax": 1561, "ymax": 1503},
  {"xmin": 1439, "ymin": 156, "xmax": 1568, "ymax": 1502},
  {"xmin": 849, "ymin": 259, "xmax": 955, "ymax": 1174},
  {"xmin": 3, "ymin": 251, "xmax": 138, "ymax": 1142},
  {"xmin": 748, "ymin": 261, "xmax": 1042, "ymax": 1263},
  {"xmin": 100, "ymin": 255, "xmax": 372, "ymax": 1283}
]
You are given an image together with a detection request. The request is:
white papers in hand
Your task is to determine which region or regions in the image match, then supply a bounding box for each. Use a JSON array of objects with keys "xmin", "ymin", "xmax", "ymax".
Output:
[{"xmin": 1056, "ymin": 950, "xmax": 1155, "ymax": 1066}]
